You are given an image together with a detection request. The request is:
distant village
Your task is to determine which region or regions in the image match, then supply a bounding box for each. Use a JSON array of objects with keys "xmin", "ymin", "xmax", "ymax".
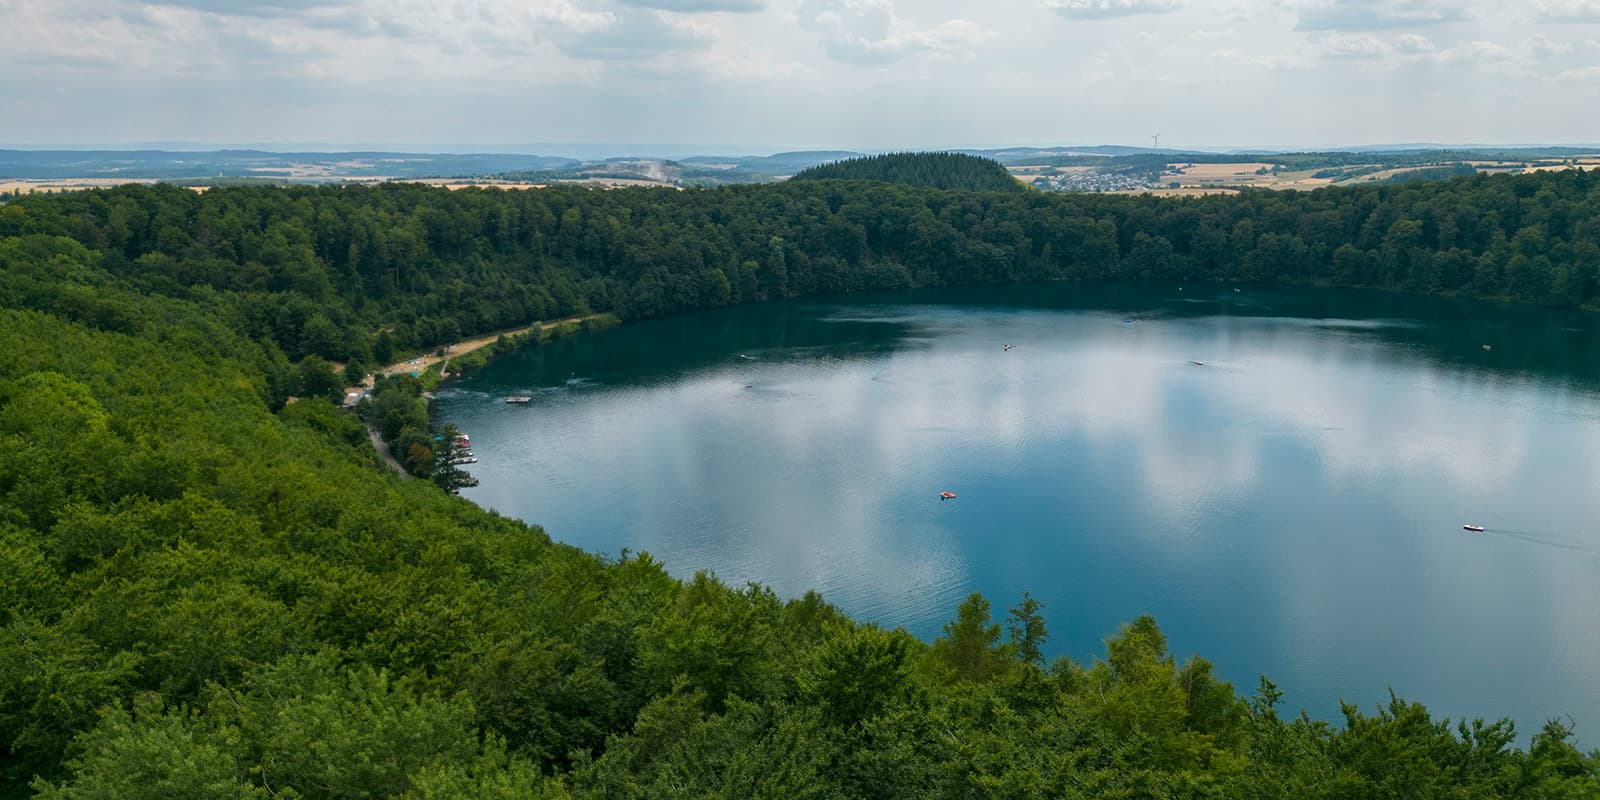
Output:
[{"xmin": 1024, "ymin": 170, "xmax": 1154, "ymax": 192}]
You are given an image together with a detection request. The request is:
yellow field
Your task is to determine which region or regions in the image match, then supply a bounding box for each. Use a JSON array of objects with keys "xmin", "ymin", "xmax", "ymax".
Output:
[
  {"xmin": 557, "ymin": 177, "xmax": 677, "ymax": 188},
  {"xmin": 13, "ymin": 155, "xmax": 1600, "ymax": 201},
  {"xmin": 1163, "ymin": 162, "xmax": 1341, "ymax": 190},
  {"xmin": 1169, "ymin": 162, "xmax": 1278, "ymax": 181},
  {"xmin": 413, "ymin": 177, "xmax": 679, "ymax": 191},
  {"xmin": 1, "ymin": 178, "xmax": 170, "ymax": 194},
  {"xmin": 1522, "ymin": 163, "xmax": 1600, "ymax": 173},
  {"xmin": 1007, "ymin": 165, "xmax": 1096, "ymax": 175},
  {"xmin": 1120, "ymin": 186, "xmax": 1240, "ymax": 197},
  {"xmin": 1246, "ymin": 169, "xmax": 1336, "ymax": 189},
  {"xmin": 1337, "ymin": 165, "xmax": 1469, "ymax": 184},
  {"xmin": 414, "ymin": 179, "xmax": 549, "ymax": 191},
  {"xmin": 440, "ymin": 183, "xmax": 547, "ymax": 191},
  {"xmin": 0, "ymin": 176, "xmax": 677, "ymax": 195}
]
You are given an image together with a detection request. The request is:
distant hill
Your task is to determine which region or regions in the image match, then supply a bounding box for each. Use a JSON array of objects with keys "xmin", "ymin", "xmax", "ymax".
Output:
[
  {"xmin": 965, "ymin": 145, "xmax": 1201, "ymax": 162},
  {"xmin": 790, "ymin": 152, "xmax": 1024, "ymax": 192},
  {"xmin": 0, "ymin": 149, "xmax": 577, "ymax": 181},
  {"xmin": 10, "ymin": 144, "xmax": 1590, "ymax": 192},
  {"xmin": 679, "ymin": 150, "xmax": 861, "ymax": 177},
  {"xmin": 737, "ymin": 150, "xmax": 861, "ymax": 173}
]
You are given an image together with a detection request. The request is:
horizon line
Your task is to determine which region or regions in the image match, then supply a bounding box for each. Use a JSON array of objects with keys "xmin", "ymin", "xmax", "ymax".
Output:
[{"xmin": 6, "ymin": 141, "xmax": 1600, "ymax": 157}]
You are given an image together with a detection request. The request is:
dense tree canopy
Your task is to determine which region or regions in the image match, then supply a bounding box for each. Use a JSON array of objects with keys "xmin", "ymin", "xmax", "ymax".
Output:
[
  {"xmin": 1, "ymin": 174, "xmax": 1598, "ymax": 797},
  {"xmin": 3, "ymin": 168, "xmax": 1597, "ymax": 387},
  {"xmin": 790, "ymin": 153, "xmax": 1026, "ymax": 193}
]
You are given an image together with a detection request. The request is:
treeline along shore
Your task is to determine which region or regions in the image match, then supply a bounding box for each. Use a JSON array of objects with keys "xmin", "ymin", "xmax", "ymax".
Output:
[
  {"xmin": 1, "ymin": 166, "xmax": 1598, "ymax": 797},
  {"xmin": 2, "ymin": 164, "xmax": 1598, "ymax": 397}
]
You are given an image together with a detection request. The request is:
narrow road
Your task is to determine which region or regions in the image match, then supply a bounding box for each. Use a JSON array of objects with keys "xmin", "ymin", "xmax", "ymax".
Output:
[
  {"xmin": 353, "ymin": 314, "xmax": 605, "ymax": 477},
  {"xmin": 375, "ymin": 321, "xmax": 550, "ymax": 379},
  {"xmin": 343, "ymin": 316, "xmax": 596, "ymax": 397},
  {"xmin": 367, "ymin": 422, "xmax": 409, "ymax": 477}
]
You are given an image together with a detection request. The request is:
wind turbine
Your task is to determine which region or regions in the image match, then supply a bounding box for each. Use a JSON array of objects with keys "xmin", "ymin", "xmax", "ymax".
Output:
[{"xmin": 1151, "ymin": 133, "xmax": 1161, "ymax": 150}]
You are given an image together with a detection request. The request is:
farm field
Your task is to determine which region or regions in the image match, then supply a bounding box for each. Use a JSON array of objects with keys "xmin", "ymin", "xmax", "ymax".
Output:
[{"xmin": 1004, "ymin": 150, "xmax": 1600, "ymax": 196}]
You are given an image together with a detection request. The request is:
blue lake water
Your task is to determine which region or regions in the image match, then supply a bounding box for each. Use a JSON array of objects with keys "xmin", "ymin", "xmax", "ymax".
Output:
[{"xmin": 435, "ymin": 282, "xmax": 1600, "ymax": 739}]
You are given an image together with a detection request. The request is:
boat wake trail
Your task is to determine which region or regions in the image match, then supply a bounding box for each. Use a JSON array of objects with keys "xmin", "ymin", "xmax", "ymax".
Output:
[
  {"xmin": 1485, "ymin": 528, "xmax": 1600, "ymax": 557},
  {"xmin": 1488, "ymin": 527, "xmax": 1566, "ymax": 541}
]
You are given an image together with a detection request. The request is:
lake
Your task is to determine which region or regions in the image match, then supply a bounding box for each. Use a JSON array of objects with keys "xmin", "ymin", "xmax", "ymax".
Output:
[{"xmin": 434, "ymin": 282, "xmax": 1600, "ymax": 738}]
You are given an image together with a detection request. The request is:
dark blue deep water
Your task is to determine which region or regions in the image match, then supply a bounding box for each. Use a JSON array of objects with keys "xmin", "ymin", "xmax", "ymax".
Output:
[{"xmin": 435, "ymin": 283, "xmax": 1600, "ymax": 740}]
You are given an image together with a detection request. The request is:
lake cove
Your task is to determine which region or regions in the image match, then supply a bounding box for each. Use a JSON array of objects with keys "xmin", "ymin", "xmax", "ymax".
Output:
[{"xmin": 435, "ymin": 282, "xmax": 1600, "ymax": 739}]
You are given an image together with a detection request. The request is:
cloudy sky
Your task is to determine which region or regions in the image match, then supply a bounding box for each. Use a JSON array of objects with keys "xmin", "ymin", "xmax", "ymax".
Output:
[{"xmin": 4, "ymin": 0, "xmax": 1600, "ymax": 151}]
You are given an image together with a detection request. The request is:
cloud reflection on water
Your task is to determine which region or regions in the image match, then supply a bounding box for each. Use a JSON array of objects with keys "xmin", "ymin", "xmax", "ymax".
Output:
[{"xmin": 448, "ymin": 292, "xmax": 1600, "ymax": 739}]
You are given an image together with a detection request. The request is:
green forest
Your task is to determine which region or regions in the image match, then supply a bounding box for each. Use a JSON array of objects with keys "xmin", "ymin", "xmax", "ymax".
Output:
[
  {"xmin": 3, "ymin": 165, "xmax": 1597, "ymax": 388},
  {"xmin": 791, "ymin": 153, "xmax": 1026, "ymax": 193},
  {"xmin": 2, "ymin": 170, "xmax": 1599, "ymax": 797}
]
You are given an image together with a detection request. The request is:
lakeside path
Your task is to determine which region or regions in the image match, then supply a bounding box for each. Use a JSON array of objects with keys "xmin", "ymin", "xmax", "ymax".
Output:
[
  {"xmin": 352, "ymin": 315, "xmax": 602, "ymax": 477},
  {"xmin": 347, "ymin": 315, "xmax": 599, "ymax": 395},
  {"xmin": 375, "ymin": 323, "xmax": 539, "ymax": 380},
  {"xmin": 367, "ymin": 424, "xmax": 408, "ymax": 476}
]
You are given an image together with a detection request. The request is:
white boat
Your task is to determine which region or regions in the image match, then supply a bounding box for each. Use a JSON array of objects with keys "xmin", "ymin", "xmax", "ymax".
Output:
[
  {"xmin": 505, "ymin": 396, "xmax": 532, "ymax": 404},
  {"xmin": 1462, "ymin": 524, "xmax": 1485, "ymax": 532}
]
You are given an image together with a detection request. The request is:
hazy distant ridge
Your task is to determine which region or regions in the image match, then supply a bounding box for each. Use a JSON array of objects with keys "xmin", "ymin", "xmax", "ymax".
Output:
[
  {"xmin": 0, "ymin": 149, "xmax": 576, "ymax": 180},
  {"xmin": 5, "ymin": 144, "xmax": 1597, "ymax": 190}
]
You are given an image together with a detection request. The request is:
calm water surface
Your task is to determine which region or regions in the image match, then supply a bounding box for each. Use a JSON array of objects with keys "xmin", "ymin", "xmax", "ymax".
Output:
[{"xmin": 435, "ymin": 283, "xmax": 1600, "ymax": 738}]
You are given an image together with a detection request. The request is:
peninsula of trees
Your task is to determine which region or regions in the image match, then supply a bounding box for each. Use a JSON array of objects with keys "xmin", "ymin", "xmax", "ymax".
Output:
[{"xmin": 1, "ymin": 172, "xmax": 1598, "ymax": 797}]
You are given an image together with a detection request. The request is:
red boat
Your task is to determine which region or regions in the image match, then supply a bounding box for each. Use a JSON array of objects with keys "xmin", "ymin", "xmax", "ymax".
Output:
[{"xmin": 939, "ymin": 492, "xmax": 956, "ymax": 500}]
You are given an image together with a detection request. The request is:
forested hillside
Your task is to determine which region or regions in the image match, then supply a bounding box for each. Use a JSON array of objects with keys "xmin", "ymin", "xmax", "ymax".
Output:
[
  {"xmin": 790, "ymin": 152, "xmax": 1025, "ymax": 192},
  {"xmin": 3, "ymin": 168, "xmax": 1596, "ymax": 392},
  {"xmin": 2, "ymin": 176, "xmax": 1599, "ymax": 797}
]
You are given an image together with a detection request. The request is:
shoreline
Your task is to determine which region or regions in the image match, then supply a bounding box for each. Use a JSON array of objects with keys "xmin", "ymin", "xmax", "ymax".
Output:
[
  {"xmin": 352, "ymin": 313, "xmax": 618, "ymax": 480},
  {"xmin": 349, "ymin": 313, "xmax": 616, "ymax": 397}
]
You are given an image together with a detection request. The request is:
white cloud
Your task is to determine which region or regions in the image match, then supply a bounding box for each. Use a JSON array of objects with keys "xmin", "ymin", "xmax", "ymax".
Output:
[
  {"xmin": 1296, "ymin": 28, "xmax": 1527, "ymax": 73},
  {"xmin": 1527, "ymin": 34, "xmax": 1572, "ymax": 55},
  {"xmin": 1209, "ymin": 47, "xmax": 1311, "ymax": 71},
  {"xmin": 1557, "ymin": 64, "xmax": 1600, "ymax": 81},
  {"xmin": 1042, "ymin": 0, "xmax": 1182, "ymax": 19},
  {"xmin": 128, "ymin": 0, "xmax": 351, "ymax": 16},
  {"xmin": 798, "ymin": 0, "xmax": 989, "ymax": 64},
  {"xmin": 1310, "ymin": 31, "xmax": 1392, "ymax": 58},
  {"xmin": 618, "ymin": 0, "xmax": 765, "ymax": 11},
  {"xmin": 1532, "ymin": 0, "xmax": 1600, "ymax": 22},
  {"xmin": 1293, "ymin": 0, "xmax": 1469, "ymax": 32},
  {"xmin": 1395, "ymin": 33, "xmax": 1435, "ymax": 53},
  {"xmin": 1, "ymin": 0, "xmax": 1598, "ymax": 148},
  {"xmin": 557, "ymin": 10, "xmax": 713, "ymax": 59},
  {"xmin": 1431, "ymin": 39, "xmax": 1512, "ymax": 65}
]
